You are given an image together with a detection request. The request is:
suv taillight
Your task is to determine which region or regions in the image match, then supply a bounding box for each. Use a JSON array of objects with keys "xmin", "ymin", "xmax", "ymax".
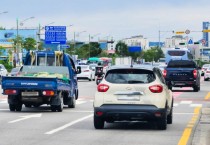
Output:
[
  {"xmin": 149, "ymin": 85, "xmax": 163, "ymax": 93},
  {"xmin": 97, "ymin": 84, "xmax": 109, "ymax": 92},
  {"xmin": 193, "ymin": 70, "xmax": 197, "ymax": 78},
  {"xmin": 163, "ymin": 70, "xmax": 167, "ymax": 78}
]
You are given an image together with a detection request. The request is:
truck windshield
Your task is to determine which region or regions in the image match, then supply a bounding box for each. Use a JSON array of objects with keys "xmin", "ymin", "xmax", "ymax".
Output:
[{"xmin": 19, "ymin": 66, "xmax": 70, "ymax": 79}]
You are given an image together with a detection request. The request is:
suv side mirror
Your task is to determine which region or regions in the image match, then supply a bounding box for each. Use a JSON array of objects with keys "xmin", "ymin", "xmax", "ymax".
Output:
[{"xmin": 76, "ymin": 66, "xmax": 81, "ymax": 74}]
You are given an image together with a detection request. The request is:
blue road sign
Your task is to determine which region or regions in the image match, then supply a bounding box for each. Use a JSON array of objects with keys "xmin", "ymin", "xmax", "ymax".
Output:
[
  {"xmin": 188, "ymin": 39, "xmax": 193, "ymax": 44},
  {"xmin": 45, "ymin": 26, "xmax": 66, "ymax": 44},
  {"xmin": 128, "ymin": 46, "xmax": 141, "ymax": 52},
  {"xmin": 61, "ymin": 45, "xmax": 70, "ymax": 48}
]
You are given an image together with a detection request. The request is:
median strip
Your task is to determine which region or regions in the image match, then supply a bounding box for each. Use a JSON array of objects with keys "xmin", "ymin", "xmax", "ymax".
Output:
[
  {"xmin": 177, "ymin": 107, "xmax": 201, "ymax": 145},
  {"xmin": 45, "ymin": 114, "xmax": 93, "ymax": 135},
  {"xmin": 204, "ymin": 92, "xmax": 210, "ymax": 100}
]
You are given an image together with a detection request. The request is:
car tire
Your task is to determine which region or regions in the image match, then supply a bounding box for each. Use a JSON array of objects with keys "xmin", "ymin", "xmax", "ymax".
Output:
[
  {"xmin": 167, "ymin": 107, "xmax": 173, "ymax": 124},
  {"xmin": 204, "ymin": 78, "xmax": 208, "ymax": 81},
  {"xmin": 94, "ymin": 115, "xmax": 104, "ymax": 129},
  {"xmin": 157, "ymin": 109, "xmax": 167, "ymax": 130},
  {"xmin": 9, "ymin": 104, "xmax": 16, "ymax": 111}
]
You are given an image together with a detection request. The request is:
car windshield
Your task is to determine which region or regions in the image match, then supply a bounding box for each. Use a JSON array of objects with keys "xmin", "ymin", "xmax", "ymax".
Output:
[{"xmin": 105, "ymin": 69, "xmax": 155, "ymax": 84}]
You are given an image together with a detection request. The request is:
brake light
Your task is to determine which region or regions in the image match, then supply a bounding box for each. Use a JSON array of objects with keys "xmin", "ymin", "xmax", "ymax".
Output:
[
  {"xmin": 84, "ymin": 70, "xmax": 90, "ymax": 72},
  {"xmin": 42, "ymin": 90, "xmax": 55, "ymax": 96},
  {"xmin": 193, "ymin": 70, "xmax": 197, "ymax": 78},
  {"xmin": 4, "ymin": 89, "xmax": 17, "ymax": 95},
  {"xmin": 149, "ymin": 85, "xmax": 163, "ymax": 93},
  {"xmin": 163, "ymin": 70, "xmax": 167, "ymax": 78},
  {"xmin": 97, "ymin": 84, "xmax": 109, "ymax": 92},
  {"xmin": 206, "ymin": 71, "xmax": 210, "ymax": 73}
]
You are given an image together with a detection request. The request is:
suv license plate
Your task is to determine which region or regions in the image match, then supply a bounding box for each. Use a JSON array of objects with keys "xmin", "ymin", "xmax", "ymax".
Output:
[{"xmin": 117, "ymin": 95, "xmax": 140, "ymax": 101}]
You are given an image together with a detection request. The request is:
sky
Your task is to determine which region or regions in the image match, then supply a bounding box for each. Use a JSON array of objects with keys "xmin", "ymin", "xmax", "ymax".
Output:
[{"xmin": 0, "ymin": 0, "xmax": 210, "ymax": 42}]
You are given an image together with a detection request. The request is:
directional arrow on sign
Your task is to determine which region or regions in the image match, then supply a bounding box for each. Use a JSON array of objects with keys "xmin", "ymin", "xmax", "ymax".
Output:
[{"xmin": 8, "ymin": 113, "xmax": 42, "ymax": 123}]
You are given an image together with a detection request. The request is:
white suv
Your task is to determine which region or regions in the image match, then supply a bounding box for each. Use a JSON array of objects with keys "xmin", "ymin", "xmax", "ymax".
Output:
[{"xmin": 94, "ymin": 65, "xmax": 173, "ymax": 130}]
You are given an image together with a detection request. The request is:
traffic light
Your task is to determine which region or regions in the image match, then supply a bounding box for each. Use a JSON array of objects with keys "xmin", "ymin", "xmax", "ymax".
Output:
[{"xmin": 179, "ymin": 43, "xmax": 186, "ymax": 45}]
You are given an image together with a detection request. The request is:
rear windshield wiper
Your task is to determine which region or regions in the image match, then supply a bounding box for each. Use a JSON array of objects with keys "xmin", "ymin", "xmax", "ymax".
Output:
[{"xmin": 128, "ymin": 80, "xmax": 145, "ymax": 84}]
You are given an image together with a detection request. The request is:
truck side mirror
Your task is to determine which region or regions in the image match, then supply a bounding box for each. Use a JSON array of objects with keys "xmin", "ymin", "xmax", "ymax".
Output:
[{"xmin": 76, "ymin": 66, "xmax": 81, "ymax": 74}]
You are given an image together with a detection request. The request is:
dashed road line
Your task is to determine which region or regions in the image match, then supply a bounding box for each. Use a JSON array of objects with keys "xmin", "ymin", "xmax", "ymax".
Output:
[{"xmin": 204, "ymin": 92, "xmax": 210, "ymax": 100}]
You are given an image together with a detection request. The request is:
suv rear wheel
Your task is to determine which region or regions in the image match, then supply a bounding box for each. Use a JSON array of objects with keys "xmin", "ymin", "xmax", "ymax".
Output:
[
  {"xmin": 193, "ymin": 85, "xmax": 199, "ymax": 92},
  {"xmin": 94, "ymin": 115, "xmax": 104, "ymax": 129}
]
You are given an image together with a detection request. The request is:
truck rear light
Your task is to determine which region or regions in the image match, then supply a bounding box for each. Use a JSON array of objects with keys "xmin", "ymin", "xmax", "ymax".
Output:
[
  {"xmin": 193, "ymin": 70, "xmax": 197, "ymax": 78},
  {"xmin": 97, "ymin": 84, "xmax": 109, "ymax": 92},
  {"xmin": 163, "ymin": 70, "xmax": 167, "ymax": 78},
  {"xmin": 149, "ymin": 85, "xmax": 163, "ymax": 93},
  {"xmin": 96, "ymin": 111, "xmax": 103, "ymax": 116},
  {"xmin": 42, "ymin": 90, "xmax": 54, "ymax": 96},
  {"xmin": 5, "ymin": 89, "xmax": 17, "ymax": 95}
]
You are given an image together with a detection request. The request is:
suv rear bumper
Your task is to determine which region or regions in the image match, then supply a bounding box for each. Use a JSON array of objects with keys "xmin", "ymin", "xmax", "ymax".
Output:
[
  {"xmin": 166, "ymin": 80, "xmax": 197, "ymax": 87},
  {"xmin": 94, "ymin": 104, "xmax": 166, "ymax": 121}
]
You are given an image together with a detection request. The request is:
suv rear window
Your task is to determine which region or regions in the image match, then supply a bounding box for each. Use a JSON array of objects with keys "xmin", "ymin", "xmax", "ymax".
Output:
[
  {"xmin": 105, "ymin": 69, "xmax": 155, "ymax": 84},
  {"xmin": 168, "ymin": 51, "xmax": 185, "ymax": 56},
  {"xmin": 167, "ymin": 60, "xmax": 196, "ymax": 68}
]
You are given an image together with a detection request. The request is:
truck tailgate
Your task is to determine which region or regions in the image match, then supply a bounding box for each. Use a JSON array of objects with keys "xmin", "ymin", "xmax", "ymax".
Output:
[
  {"xmin": 166, "ymin": 68, "xmax": 195, "ymax": 81},
  {"xmin": 2, "ymin": 76, "xmax": 71, "ymax": 91}
]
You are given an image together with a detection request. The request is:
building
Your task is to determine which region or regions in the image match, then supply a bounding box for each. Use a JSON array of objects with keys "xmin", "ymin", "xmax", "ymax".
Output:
[{"xmin": 122, "ymin": 35, "xmax": 149, "ymax": 51}]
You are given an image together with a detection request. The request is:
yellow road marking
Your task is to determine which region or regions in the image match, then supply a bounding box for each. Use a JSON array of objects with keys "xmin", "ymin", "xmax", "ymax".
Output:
[
  {"xmin": 178, "ymin": 107, "xmax": 201, "ymax": 145},
  {"xmin": 204, "ymin": 92, "xmax": 210, "ymax": 100}
]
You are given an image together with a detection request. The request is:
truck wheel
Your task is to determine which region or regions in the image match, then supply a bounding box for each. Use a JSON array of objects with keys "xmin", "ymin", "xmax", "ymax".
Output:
[
  {"xmin": 193, "ymin": 85, "xmax": 199, "ymax": 92},
  {"xmin": 94, "ymin": 115, "xmax": 104, "ymax": 129},
  {"xmin": 68, "ymin": 95, "xmax": 76, "ymax": 108},
  {"xmin": 25, "ymin": 104, "xmax": 32, "ymax": 108},
  {"xmin": 51, "ymin": 105, "xmax": 57, "ymax": 112},
  {"xmin": 9, "ymin": 104, "xmax": 16, "ymax": 111},
  {"xmin": 57, "ymin": 92, "xmax": 64, "ymax": 112},
  {"xmin": 15, "ymin": 103, "xmax": 22, "ymax": 112}
]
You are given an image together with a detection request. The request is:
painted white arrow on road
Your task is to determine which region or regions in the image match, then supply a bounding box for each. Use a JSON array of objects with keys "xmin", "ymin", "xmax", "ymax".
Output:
[{"xmin": 8, "ymin": 114, "xmax": 42, "ymax": 123}]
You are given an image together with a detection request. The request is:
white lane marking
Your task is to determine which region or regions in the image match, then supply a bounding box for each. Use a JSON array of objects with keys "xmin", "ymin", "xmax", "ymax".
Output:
[
  {"xmin": 174, "ymin": 103, "xmax": 179, "ymax": 107},
  {"xmin": 174, "ymin": 113, "xmax": 194, "ymax": 115},
  {"xmin": 180, "ymin": 101, "xmax": 192, "ymax": 104},
  {"xmin": 0, "ymin": 109, "xmax": 9, "ymax": 111},
  {"xmin": 8, "ymin": 113, "xmax": 42, "ymax": 123},
  {"xmin": 0, "ymin": 101, "xmax": 7, "ymax": 103},
  {"xmin": 190, "ymin": 104, "xmax": 203, "ymax": 107},
  {"xmin": 45, "ymin": 114, "xmax": 93, "ymax": 135},
  {"xmin": 76, "ymin": 100, "xmax": 86, "ymax": 105}
]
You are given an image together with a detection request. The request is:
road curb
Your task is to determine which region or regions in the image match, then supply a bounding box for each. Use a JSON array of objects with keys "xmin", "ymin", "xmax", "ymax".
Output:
[{"xmin": 191, "ymin": 108, "xmax": 210, "ymax": 145}]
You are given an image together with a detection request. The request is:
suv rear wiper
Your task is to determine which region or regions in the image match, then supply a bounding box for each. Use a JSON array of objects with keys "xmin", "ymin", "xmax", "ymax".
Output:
[{"xmin": 128, "ymin": 80, "xmax": 145, "ymax": 84}]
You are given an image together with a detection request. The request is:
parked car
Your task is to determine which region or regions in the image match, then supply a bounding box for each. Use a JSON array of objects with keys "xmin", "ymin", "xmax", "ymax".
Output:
[
  {"xmin": 0, "ymin": 64, "xmax": 8, "ymax": 77},
  {"xmin": 94, "ymin": 65, "xmax": 173, "ymax": 130},
  {"xmin": 204, "ymin": 67, "xmax": 210, "ymax": 81},
  {"xmin": 10, "ymin": 67, "xmax": 22, "ymax": 76},
  {"xmin": 201, "ymin": 64, "xmax": 210, "ymax": 76},
  {"xmin": 76, "ymin": 65, "xmax": 95, "ymax": 81}
]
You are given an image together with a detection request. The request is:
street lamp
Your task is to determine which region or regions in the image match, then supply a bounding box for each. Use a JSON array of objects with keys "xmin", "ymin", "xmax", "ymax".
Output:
[
  {"xmin": 0, "ymin": 11, "xmax": 8, "ymax": 15},
  {"xmin": 16, "ymin": 16, "xmax": 35, "ymax": 66},
  {"xmin": 158, "ymin": 30, "xmax": 174, "ymax": 48},
  {"xmin": 89, "ymin": 33, "xmax": 100, "ymax": 58},
  {"xmin": 73, "ymin": 30, "xmax": 86, "ymax": 52}
]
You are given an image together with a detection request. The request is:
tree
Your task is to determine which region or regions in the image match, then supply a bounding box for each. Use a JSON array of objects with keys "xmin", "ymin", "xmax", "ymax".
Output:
[
  {"xmin": 12, "ymin": 36, "xmax": 24, "ymax": 53},
  {"xmin": 89, "ymin": 42, "xmax": 102, "ymax": 57},
  {"xmin": 143, "ymin": 47, "xmax": 164, "ymax": 62},
  {"xmin": 115, "ymin": 41, "xmax": 129, "ymax": 56},
  {"xmin": 23, "ymin": 37, "xmax": 37, "ymax": 51},
  {"xmin": 0, "ymin": 26, "xmax": 5, "ymax": 30}
]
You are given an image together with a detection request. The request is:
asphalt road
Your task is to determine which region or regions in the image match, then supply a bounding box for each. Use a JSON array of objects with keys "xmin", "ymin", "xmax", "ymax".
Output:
[{"xmin": 0, "ymin": 77, "xmax": 209, "ymax": 145}]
